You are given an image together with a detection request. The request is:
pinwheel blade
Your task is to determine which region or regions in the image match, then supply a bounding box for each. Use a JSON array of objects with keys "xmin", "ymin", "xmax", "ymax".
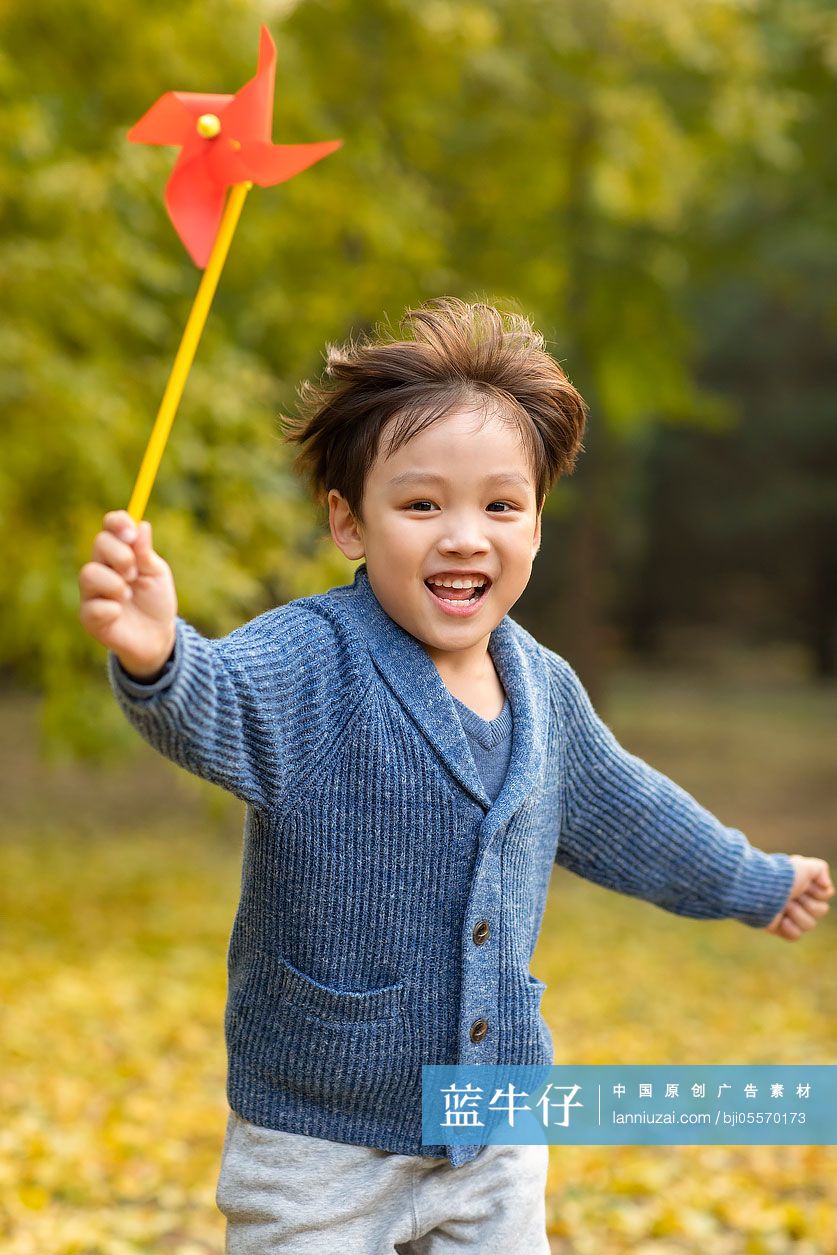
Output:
[{"xmin": 128, "ymin": 92, "xmax": 234, "ymax": 145}]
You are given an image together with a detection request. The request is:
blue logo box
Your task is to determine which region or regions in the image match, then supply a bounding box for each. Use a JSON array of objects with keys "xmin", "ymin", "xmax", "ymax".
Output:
[{"xmin": 421, "ymin": 1065, "xmax": 837, "ymax": 1146}]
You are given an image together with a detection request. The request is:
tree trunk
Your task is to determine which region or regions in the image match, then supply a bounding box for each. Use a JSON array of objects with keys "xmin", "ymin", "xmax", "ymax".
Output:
[
  {"xmin": 808, "ymin": 543, "xmax": 837, "ymax": 680},
  {"xmin": 551, "ymin": 108, "xmax": 613, "ymax": 711}
]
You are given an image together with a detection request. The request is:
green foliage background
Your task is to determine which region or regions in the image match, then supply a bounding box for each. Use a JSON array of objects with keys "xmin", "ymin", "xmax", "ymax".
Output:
[{"xmin": 2, "ymin": 0, "xmax": 835, "ymax": 755}]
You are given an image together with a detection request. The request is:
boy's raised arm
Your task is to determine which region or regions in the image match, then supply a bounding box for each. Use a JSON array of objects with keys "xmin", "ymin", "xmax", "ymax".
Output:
[
  {"xmin": 549, "ymin": 655, "xmax": 796, "ymax": 928},
  {"xmin": 80, "ymin": 510, "xmax": 315, "ymax": 812},
  {"xmin": 106, "ymin": 613, "xmax": 293, "ymax": 811}
]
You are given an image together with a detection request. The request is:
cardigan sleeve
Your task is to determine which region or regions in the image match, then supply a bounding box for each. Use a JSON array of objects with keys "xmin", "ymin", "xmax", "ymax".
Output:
[
  {"xmin": 106, "ymin": 604, "xmax": 331, "ymax": 813},
  {"xmin": 550, "ymin": 656, "xmax": 796, "ymax": 929}
]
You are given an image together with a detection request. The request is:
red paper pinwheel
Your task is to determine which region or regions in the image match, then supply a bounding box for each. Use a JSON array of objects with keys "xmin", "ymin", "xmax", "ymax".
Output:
[
  {"xmin": 122, "ymin": 25, "xmax": 343, "ymax": 524},
  {"xmin": 128, "ymin": 24, "xmax": 342, "ymax": 267}
]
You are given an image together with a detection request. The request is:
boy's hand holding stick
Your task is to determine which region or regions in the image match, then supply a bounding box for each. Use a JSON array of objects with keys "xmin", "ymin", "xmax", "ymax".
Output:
[{"xmin": 79, "ymin": 511, "xmax": 177, "ymax": 680}]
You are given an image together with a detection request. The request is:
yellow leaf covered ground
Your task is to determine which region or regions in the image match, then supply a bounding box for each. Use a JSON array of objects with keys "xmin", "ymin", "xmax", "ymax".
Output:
[
  {"xmin": 536, "ymin": 867, "xmax": 837, "ymax": 1253},
  {"xmin": 2, "ymin": 830, "xmax": 834, "ymax": 1253}
]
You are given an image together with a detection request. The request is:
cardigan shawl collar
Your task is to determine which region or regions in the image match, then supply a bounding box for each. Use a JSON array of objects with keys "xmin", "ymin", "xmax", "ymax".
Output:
[{"xmin": 333, "ymin": 562, "xmax": 549, "ymax": 844}]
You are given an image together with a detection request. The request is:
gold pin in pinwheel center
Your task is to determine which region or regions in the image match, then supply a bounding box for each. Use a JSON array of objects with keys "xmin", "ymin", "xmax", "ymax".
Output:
[{"xmin": 196, "ymin": 114, "xmax": 221, "ymax": 139}]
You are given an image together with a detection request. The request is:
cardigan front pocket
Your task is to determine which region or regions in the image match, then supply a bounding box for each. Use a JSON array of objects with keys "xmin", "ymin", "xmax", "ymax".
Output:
[
  {"xmin": 229, "ymin": 952, "xmax": 415, "ymax": 1120},
  {"xmin": 274, "ymin": 952, "xmax": 407, "ymax": 1025},
  {"xmin": 274, "ymin": 965, "xmax": 412, "ymax": 1116}
]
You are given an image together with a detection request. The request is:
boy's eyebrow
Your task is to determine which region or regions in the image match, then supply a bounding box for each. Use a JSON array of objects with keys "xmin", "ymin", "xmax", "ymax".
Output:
[{"xmin": 386, "ymin": 470, "xmax": 532, "ymax": 489}]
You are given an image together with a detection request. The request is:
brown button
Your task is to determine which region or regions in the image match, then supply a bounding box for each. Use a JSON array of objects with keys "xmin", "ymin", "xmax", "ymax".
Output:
[
  {"xmin": 472, "ymin": 920, "xmax": 490, "ymax": 945},
  {"xmin": 469, "ymin": 1018, "xmax": 489, "ymax": 1043}
]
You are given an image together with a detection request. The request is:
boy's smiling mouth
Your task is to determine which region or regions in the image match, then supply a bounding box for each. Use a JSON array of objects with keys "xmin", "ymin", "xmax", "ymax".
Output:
[{"xmin": 424, "ymin": 573, "xmax": 491, "ymax": 615}]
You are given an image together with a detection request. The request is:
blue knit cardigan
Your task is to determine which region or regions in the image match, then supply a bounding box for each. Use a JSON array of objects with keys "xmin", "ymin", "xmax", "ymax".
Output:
[{"xmin": 107, "ymin": 561, "xmax": 795, "ymax": 1167}]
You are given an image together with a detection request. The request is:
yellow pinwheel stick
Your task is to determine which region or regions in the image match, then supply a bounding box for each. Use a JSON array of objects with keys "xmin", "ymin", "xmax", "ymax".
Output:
[{"xmin": 127, "ymin": 180, "xmax": 252, "ymax": 522}]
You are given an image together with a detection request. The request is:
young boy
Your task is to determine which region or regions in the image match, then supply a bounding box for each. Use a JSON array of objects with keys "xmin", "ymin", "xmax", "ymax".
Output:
[{"xmin": 79, "ymin": 298, "xmax": 833, "ymax": 1253}]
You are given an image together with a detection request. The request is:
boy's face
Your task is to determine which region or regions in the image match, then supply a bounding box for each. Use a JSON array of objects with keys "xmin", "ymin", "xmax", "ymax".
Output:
[{"xmin": 328, "ymin": 405, "xmax": 543, "ymax": 673}]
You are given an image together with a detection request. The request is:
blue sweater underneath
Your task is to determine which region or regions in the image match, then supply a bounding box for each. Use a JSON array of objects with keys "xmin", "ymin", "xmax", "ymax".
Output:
[{"xmin": 453, "ymin": 694, "xmax": 513, "ymax": 803}]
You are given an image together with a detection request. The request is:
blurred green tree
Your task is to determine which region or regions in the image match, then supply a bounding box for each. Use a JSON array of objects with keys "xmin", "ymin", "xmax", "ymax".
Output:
[
  {"xmin": 0, "ymin": 0, "xmax": 831, "ymax": 757},
  {"xmin": 620, "ymin": 0, "xmax": 837, "ymax": 677}
]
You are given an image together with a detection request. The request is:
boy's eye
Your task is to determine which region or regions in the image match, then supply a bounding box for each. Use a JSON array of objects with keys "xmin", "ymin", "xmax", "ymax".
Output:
[{"xmin": 405, "ymin": 501, "xmax": 515, "ymax": 513}]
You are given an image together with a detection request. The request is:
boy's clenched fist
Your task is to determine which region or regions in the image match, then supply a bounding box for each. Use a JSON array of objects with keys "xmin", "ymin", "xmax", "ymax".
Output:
[
  {"xmin": 79, "ymin": 510, "xmax": 177, "ymax": 679},
  {"xmin": 766, "ymin": 856, "xmax": 834, "ymax": 941}
]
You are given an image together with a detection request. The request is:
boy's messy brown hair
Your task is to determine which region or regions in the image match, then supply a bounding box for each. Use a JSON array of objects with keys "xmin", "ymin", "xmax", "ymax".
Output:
[{"xmin": 279, "ymin": 297, "xmax": 588, "ymax": 524}]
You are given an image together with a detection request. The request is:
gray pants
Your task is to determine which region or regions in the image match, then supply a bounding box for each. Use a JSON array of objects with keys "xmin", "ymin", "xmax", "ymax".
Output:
[{"xmin": 216, "ymin": 1109, "xmax": 551, "ymax": 1254}]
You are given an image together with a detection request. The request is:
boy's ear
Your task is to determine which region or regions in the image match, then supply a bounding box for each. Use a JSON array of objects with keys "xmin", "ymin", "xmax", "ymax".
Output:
[
  {"xmin": 532, "ymin": 501, "xmax": 543, "ymax": 559},
  {"xmin": 328, "ymin": 488, "xmax": 365, "ymax": 561}
]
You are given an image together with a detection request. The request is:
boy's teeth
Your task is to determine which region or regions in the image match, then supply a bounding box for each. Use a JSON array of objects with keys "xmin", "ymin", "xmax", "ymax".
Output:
[
  {"xmin": 427, "ymin": 577, "xmax": 486, "ymax": 589},
  {"xmin": 433, "ymin": 590, "xmax": 482, "ymax": 605},
  {"xmin": 426, "ymin": 576, "xmax": 487, "ymax": 606}
]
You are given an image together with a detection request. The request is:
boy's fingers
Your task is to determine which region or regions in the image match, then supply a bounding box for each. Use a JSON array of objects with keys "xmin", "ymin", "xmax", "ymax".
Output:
[
  {"xmin": 134, "ymin": 520, "xmax": 152, "ymax": 553},
  {"xmin": 81, "ymin": 596, "xmax": 124, "ymax": 628},
  {"xmin": 94, "ymin": 532, "xmax": 138, "ymax": 580},
  {"xmin": 133, "ymin": 521, "xmax": 166, "ymax": 575},
  {"xmin": 79, "ymin": 563, "xmax": 132, "ymax": 602},
  {"xmin": 778, "ymin": 914, "xmax": 803, "ymax": 941},
  {"xmin": 806, "ymin": 877, "xmax": 834, "ymax": 900},
  {"xmin": 784, "ymin": 898, "xmax": 817, "ymax": 930},
  {"xmin": 103, "ymin": 510, "xmax": 138, "ymax": 542},
  {"xmin": 809, "ymin": 859, "xmax": 833, "ymax": 886},
  {"xmin": 796, "ymin": 893, "xmax": 830, "ymax": 916}
]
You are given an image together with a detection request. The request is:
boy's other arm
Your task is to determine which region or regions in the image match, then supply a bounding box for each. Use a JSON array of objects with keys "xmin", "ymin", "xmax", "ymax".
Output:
[{"xmin": 550, "ymin": 656, "xmax": 796, "ymax": 928}]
